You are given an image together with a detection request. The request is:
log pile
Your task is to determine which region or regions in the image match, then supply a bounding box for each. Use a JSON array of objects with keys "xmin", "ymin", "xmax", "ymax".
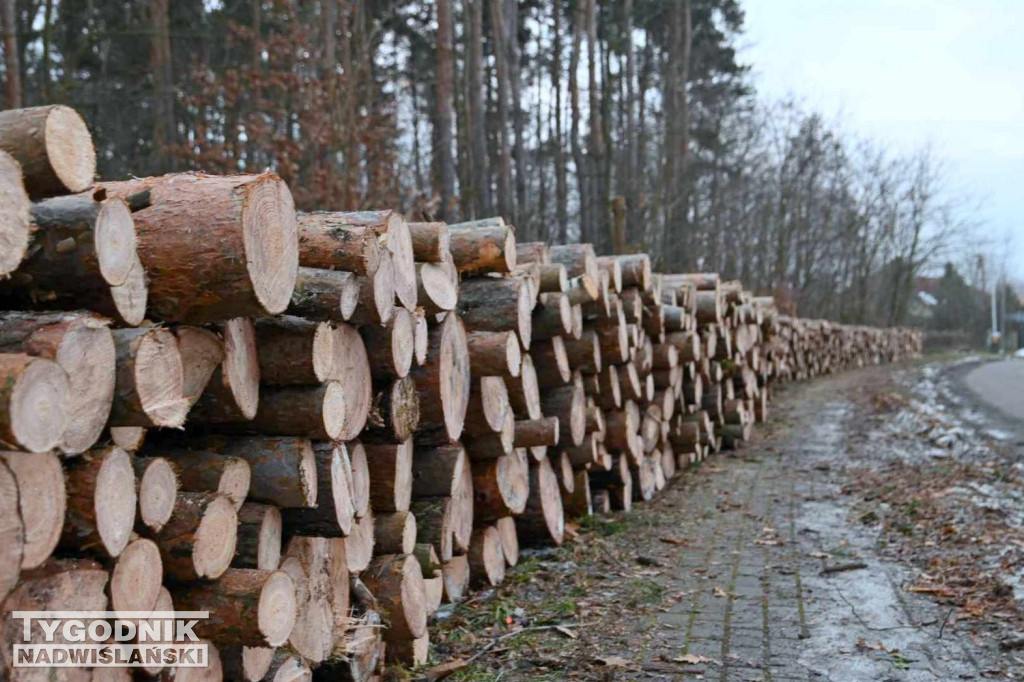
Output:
[{"xmin": 0, "ymin": 105, "xmax": 921, "ymax": 680}]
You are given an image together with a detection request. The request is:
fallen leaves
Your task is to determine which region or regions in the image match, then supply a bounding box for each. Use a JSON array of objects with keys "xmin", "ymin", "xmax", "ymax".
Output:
[
  {"xmin": 595, "ymin": 655, "xmax": 633, "ymax": 668},
  {"xmin": 713, "ymin": 586, "xmax": 729, "ymax": 598},
  {"xmin": 674, "ymin": 653, "xmax": 718, "ymax": 664}
]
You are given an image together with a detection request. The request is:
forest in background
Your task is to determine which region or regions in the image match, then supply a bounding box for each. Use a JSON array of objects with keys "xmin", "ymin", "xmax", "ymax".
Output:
[{"xmin": 0, "ymin": 0, "xmax": 991, "ymax": 327}]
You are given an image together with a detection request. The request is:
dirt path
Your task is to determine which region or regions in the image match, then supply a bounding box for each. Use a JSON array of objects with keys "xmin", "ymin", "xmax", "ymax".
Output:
[{"xmin": 428, "ymin": 364, "xmax": 1022, "ymax": 681}]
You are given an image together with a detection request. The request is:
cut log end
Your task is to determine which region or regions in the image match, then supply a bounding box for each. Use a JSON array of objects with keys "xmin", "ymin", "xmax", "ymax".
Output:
[
  {"xmin": 0, "ymin": 461, "xmax": 22, "ymax": 600},
  {"xmin": 110, "ymin": 537, "xmax": 162, "ymax": 614},
  {"xmin": 192, "ymin": 494, "xmax": 239, "ymax": 580},
  {"xmin": 137, "ymin": 456, "xmax": 178, "ymax": 532},
  {"xmin": 259, "ymin": 569, "xmax": 299, "ymax": 647},
  {"xmin": 94, "ymin": 198, "xmax": 137, "ymax": 287},
  {"xmin": 132, "ymin": 329, "xmax": 188, "ymax": 428},
  {"xmin": 95, "ymin": 446, "xmax": 138, "ymax": 557},
  {"xmin": 0, "ymin": 151, "xmax": 30, "ymax": 276},
  {"xmin": 3, "ymin": 354, "xmax": 70, "ymax": 453},
  {"xmin": 0, "ymin": 450, "xmax": 63, "ymax": 569},
  {"xmin": 42, "ymin": 104, "xmax": 97, "ymax": 194},
  {"xmin": 222, "ymin": 317, "xmax": 261, "ymax": 420},
  {"xmin": 243, "ymin": 175, "xmax": 300, "ymax": 315}
]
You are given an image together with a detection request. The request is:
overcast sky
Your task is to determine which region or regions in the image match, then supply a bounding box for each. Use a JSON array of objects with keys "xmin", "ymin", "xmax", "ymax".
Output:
[{"xmin": 740, "ymin": 0, "xmax": 1024, "ymax": 281}]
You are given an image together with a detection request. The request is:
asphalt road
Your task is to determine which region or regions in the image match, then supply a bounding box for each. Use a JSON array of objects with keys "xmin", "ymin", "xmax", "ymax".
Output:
[{"xmin": 964, "ymin": 358, "xmax": 1024, "ymax": 422}]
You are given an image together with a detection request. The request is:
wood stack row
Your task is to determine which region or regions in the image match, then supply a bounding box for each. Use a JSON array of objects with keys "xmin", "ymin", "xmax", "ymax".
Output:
[{"xmin": 0, "ymin": 104, "xmax": 919, "ymax": 681}]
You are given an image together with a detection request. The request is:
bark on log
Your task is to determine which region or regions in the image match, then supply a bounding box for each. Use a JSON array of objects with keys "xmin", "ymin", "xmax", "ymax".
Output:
[
  {"xmin": 596, "ymin": 256, "xmax": 623, "ymax": 293},
  {"xmin": 538, "ymin": 263, "xmax": 568, "ymax": 293},
  {"xmin": 531, "ymin": 293, "xmax": 572, "ymax": 339},
  {"xmin": 471, "ymin": 452, "xmax": 528, "ymax": 521},
  {"xmin": 457, "ymin": 276, "xmax": 532, "ymax": 350},
  {"xmin": 564, "ymin": 330, "xmax": 601, "ymax": 374},
  {"xmin": 411, "ymin": 444, "xmax": 468, "ymax": 498},
  {"xmin": 233, "ymin": 502, "xmax": 282, "ymax": 571},
  {"xmin": 0, "ymin": 150, "xmax": 30, "ymax": 276},
  {"xmin": 540, "ymin": 380, "xmax": 586, "ymax": 447},
  {"xmin": 362, "ymin": 375, "xmax": 420, "ymax": 444},
  {"xmin": 515, "ymin": 241, "xmax": 550, "ymax": 265},
  {"xmin": 506, "ymin": 353, "xmax": 542, "ymax": 419},
  {"xmin": 296, "ymin": 212, "xmax": 382, "ymax": 275},
  {"xmin": 0, "ymin": 352, "xmax": 69, "ymax": 452},
  {"xmin": 100, "ymin": 172, "xmax": 299, "ymax": 323},
  {"xmin": 61, "ymin": 445, "xmax": 136, "ymax": 558},
  {"xmin": 0, "ymin": 105, "xmax": 96, "ymax": 199},
  {"xmin": 341, "ymin": 210, "xmax": 416, "ymax": 310},
  {"xmin": 174, "ymin": 568, "xmax": 297, "ymax": 647},
  {"xmin": 288, "ymin": 266, "xmax": 361, "ymax": 322},
  {"xmin": 151, "ymin": 491, "xmax": 237, "ymax": 582},
  {"xmin": 349, "ymin": 251, "xmax": 395, "ymax": 326},
  {"xmin": 281, "ymin": 443, "xmax": 355, "ymax": 537},
  {"xmin": 466, "ymin": 329, "xmax": 521, "ymax": 378},
  {"xmin": 154, "ymin": 436, "xmax": 317, "ymax": 509},
  {"xmin": 325, "ymin": 610, "xmax": 382, "ymax": 682},
  {"xmin": 407, "ymin": 222, "xmax": 450, "ymax": 263},
  {"xmin": 190, "ymin": 317, "xmax": 260, "ymax": 422},
  {"xmin": 410, "ymin": 313, "xmax": 470, "ymax": 441},
  {"xmin": 109, "ymin": 327, "xmax": 187, "ymax": 428},
  {"xmin": 514, "ymin": 417, "xmax": 560, "ymax": 448},
  {"xmin": 531, "ymin": 336, "xmax": 571, "ymax": 386},
  {"xmin": 146, "ymin": 450, "xmax": 250, "ymax": 513},
  {"xmin": 174, "ymin": 326, "xmax": 224, "ymax": 408},
  {"xmin": 514, "ymin": 459, "xmax": 564, "ymax": 546},
  {"xmin": 495, "ymin": 516, "xmax": 519, "ymax": 567},
  {"xmin": 447, "ymin": 220, "xmax": 516, "ymax": 274},
  {"xmin": 0, "ymin": 450, "xmax": 62, "ymax": 568},
  {"xmin": 0, "ymin": 311, "xmax": 114, "ymax": 454},
  {"xmin": 468, "ymin": 525, "xmax": 505, "ymax": 587},
  {"xmin": 464, "ymin": 375, "xmax": 510, "ymax": 436},
  {"xmin": 253, "ymin": 316, "xmax": 333, "ymax": 386},
  {"xmin": 373, "ymin": 511, "xmax": 417, "ymax": 555},
  {"xmin": 363, "ymin": 440, "xmax": 413, "ymax": 513},
  {"xmin": 549, "ymin": 243, "xmax": 598, "ymax": 280},
  {"xmin": 409, "ymin": 497, "xmax": 454, "ymax": 563},
  {"xmin": 207, "ymin": 382, "xmax": 348, "ymax": 441},
  {"xmin": 362, "ymin": 554, "xmax": 428, "ymax": 642},
  {"xmin": 562, "ymin": 469, "xmax": 592, "ymax": 518},
  {"xmin": 361, "ymin": 307, "xmax": 414, "ymax": 380}
]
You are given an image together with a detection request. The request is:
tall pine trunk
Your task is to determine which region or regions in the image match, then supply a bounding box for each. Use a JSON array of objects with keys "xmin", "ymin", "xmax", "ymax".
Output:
[
  {"xmin": 434, "ymin": 0, "xmax": 456, "ymax": 220},
  {"xmin": 505, "ymin": 0, "xmax": 526, "ymax": 234},
  {"xmin": 489, "ymin": 0, "xmax": 513, "ymax": 223},
  {"xmin": 552, "ymin": 1, "xmax": 568, "ymax": 243},
  {"xmin": 466, "ymin": 0, "xmax": 491, "ymax": 217},
  {"xmin": 569, "ymin": 0, "xmax": 586, "ymax": 243},
  {"xmin": 2, "ymin": 0, "xmax": 22, "ymax": 108}
]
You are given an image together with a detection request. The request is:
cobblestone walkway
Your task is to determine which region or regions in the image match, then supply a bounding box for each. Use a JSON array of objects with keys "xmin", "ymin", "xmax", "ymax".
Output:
[{"xmin": 636, "ymin": 372, "xmax": 1009, "ymax": 681}]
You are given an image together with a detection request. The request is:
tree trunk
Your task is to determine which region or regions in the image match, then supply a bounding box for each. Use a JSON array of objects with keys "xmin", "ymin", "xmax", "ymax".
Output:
[
  {"xmin": 434, "ymin": 0, "xmax": 456, "ymax": 220},
  {"xmin": 0, "ymin": 450, "xmax": 63, "ymax": 569},
  {"xmin": 174, "ymin": 568, "xmax": 296, "ymax": 647},
  {"xmin": 61, "ymin": 446, "xmax": 136, "ymax": 558}
]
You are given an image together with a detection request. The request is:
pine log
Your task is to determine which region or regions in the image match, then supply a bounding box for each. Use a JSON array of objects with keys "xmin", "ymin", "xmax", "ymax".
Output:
[
  {"xmin": 410, "ymin": 313, "xmax": 470, "ymax": 441},
  {"xmin": 515, "ymin": 241, "xmax": 549, "ymax": 264},
  {"xmin": 296, "ymin": 212, "xmax": 382, "ymax": 275},
  {"xmin": 151, "ymin": 491, "xmax": 237, "ymax": 582},
  {"xmin": 234, "ymin": 502, "xmax": 282, "ymax": 571},
  {"xmin": 344, "ymin": 508, "xmax": 375, "ymax": 573},
  {"xmin": 463, "ymin": 407, "xmax": 515, "ymax": 459},
  {"xmin": 61, "ymin": 446, "xmax": 135, "ymax": 558},
  {"xmin": 159, "ymin": 450, "xmax": 251, "ymax": 511},
  {"xmin": 409, "ymin": 497, "xmax": 454, "ymax": 563},
  {"xmin": 0, "ymin": 105, "xmax": 95, "ymax": 199},
  {"xmin": 514, "ymin": 417, "xmax": 560, "ymax": 448},
  {"xmin": 336, "ymin": 210, "xmax": 416, "ymax": 309},
  {"xmin": 538, "ymin": 263, "xmax": 568, "ymax": 293},
  {"xmin": 540, "ymin": 380, "xmax": 586, "ymax": 447},
  {"xmin": 374, "ymin": 511, "xmax": 417, "ymax": 555},
  {"xmin": 532, "ymin": 293, "xmax": 572, "ymax": 340},
  {"xmin": 457, "ymin": 276, "xmax": 532, "ymax": 350},
  {"xmin": 325, "ymin": 610, "xmax": 382, "ymax": 682},
  {"xmin": 441, "ymin": 554, "xmax": 470, "ymax": 604},
  {"xmin": 281, "ymin": 443, "xmax": 355, "ymax": 537},
  {"xmin": 413, "ymin": 309, "xmax": 429, "ymax": 365},
  {"xmin": 255, "ymin": 653, "xmax": 312, "ymax": 682},
  {"xmin": 322, "ymin": 323, "xmax": 373, "ymax": 440},
  {"xmin": 604, "ymin": 401, "xmax": 642, "ymax": 460},
  {"xmin": 281, "ymin": 537, "xmax": 333, "ymax": 662},
  {"xmin": 549, "ymin": 243, "xmax": 598, "ymax": 280},
  {"xmin": 110, "ymin": 537, "xmax": 162, "ymax": 614},
  {"xmin": 411, "ymin": 444, "xmax": 468, "ymax": 498},
  {"xmin": 109, "ymin": 426, "xmax": 146, "ymax": 451},
  {"xmin": 133, "ymin": 455, "xmax": 178, "ymax": 534},
  {"xmin": 100, "ymin": 172, "xmax": 299, "ymax": 323},
  {"xmin": 363, "ymin": 554, "xmax": 428, "ymax": 642},
  {"xmin": 109, "ymin": 327, "xmax": 187, "ymax": 428},
  {"xmin": 407, "ymin": 221, "xmax": 450, "ymax": 262},
  {"xmin": 564, "ymin": 330, "xmax": 601, "ymax": 374},
  {"xmin": 471, "ymin": 452, "xmax": 528, "ymax": 521},
  {"xmin": 363, "ymin": 440, "xmax": 413, "ymax": 514},
  {"xmin": 447, "ymin": 220, "xmax": 516, "ymax": 274},
  {"xmin": 254, "ymin": 316, "xmax": 334, "ymax": 386},
  {"xmin": 565, "ymin": 273, "xmax": 600, "ymax": 306},
  {"xmin": 361, "ymin": 307, "xmax": 415, "ymax": 380},
  {"xmin": 288, "ymin": 266, "xmax": 361, "ymax": 323},
  {"xmin": 417, "ymin": 262, "xmax": 458, "ymax": 314},
  {"xmin": 349, "ymin": 441, "xmax": 371, "ymax": 518},
  {"xmin": 349, "ymin": 251, "xmax": 395, "ymax": 326},
  {"xmin": 363, "ymin": 375, "xmax": 420, "ymax": 443},
  {"xmin": 596, "ymin": 256, "xmax": 623, "ymax": 293},
  {"xmin": 0, "ymin": 150, "xmax": 30, "ymax": 275},
  {"xmin": 173, "ymin": 326, "xmax": 224, "ymax": 409},
  {"xmin": 506, "ymin": 353, "xmax": 542, "ymax": 419},
  {"xmin": 515, "ymin": 459, "xmax": 564, "ymax": 546},
  {"xmin": 0, "ymin": 559, "xmax": 108, "ymax": 680},
  {"xmin": 466, "ymin": 329, "xmax": 521, "ymax": 378},
  {"xmin": 532, "ymin": 336, "xmax": 571, "ymax": 386},
  {"xmin": 618, "ymin": 362, "xmax": 643, "ymax": 401},
  {"xmin": 0, "ymin": 352, "xmax": 69, "ymax": 452},
  {"xmin": 0, "ymin": 314, "xmax": 114, "ymax": 444},
  {"xmin": 328, "ymin": 536, "xmax": 352, "ymax": 633},
  {"xmin": 0, "ymin": 450, "xmax": 61, "ymax": 569},
  {"xmin": 468, "ymin": 525, "xmax": 505, "ymax": 587},
  {"xmin": 207, "ymin": 382, "xmax": 348, "ymax": 441},
  {"xmin": 563, "ymin": 433, "xmax": 599, "ymax": 468},
  {"xmin": 562, "ymin": 470, "xmax": 593, "ymax": 518},
  {"xmin": 174, "ymin": 568, "xmax": 296, "ymax": 647},
  {"xmin": 464, "ymin": 375, "xmax": 509, "ymax": 436},
  {"xmin": 154, "ymin": 435, "xmax": 317, "ymax": 509},
  {"xmin": 189, "ymin": 317, "xmax": 260, "ymax": 422}
]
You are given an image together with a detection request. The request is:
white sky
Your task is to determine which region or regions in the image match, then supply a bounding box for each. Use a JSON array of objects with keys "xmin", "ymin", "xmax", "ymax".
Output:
[{"xmin": 740, "ymin": 0, "xmax": 1024, "ymax": 280}]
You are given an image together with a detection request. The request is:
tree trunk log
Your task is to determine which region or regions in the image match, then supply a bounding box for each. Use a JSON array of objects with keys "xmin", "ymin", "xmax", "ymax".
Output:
[
  {"xmin": 61, "ymin": 445, "xmax": 136, "ymax": 558},
  {"xmin": 253, "ymin": 316, "xmax": 333, "ymax": 386},
  {"xmin": 468, "ymin": 525, "xmax": 505, "ymax": 587},
  {"xmin": 281, "ymin": 443, "xmax": 355, "ymax": 537},
  {"xmin": 109, "ymin": 327, "xmax": 187, "ymax": 428},
  {"xmin": 288, "ymin": 266, "xmax": 361, "ymax": 322},
  {"xmin": 407, "ymin": 221, "xmax": 450, "ymax": 263},
  {"xmin": 514, "ymin": 458, "xmax": 564, "ymax": 546},
  {"xmin": 0, "ymin": 450, "xmax": 62, "ymax": 568},
  {"xmin": 410, "ymin": 313, "xmax": 470, "ymax": 442},
  {"xmin": 233, "ymin": 502, "xmax": 282, "ymax": 571},
  {"xmin": 109, "ymin": 536, "xmax": 162, "ymax": 614},
  {"xmin": 363, "ymin": 440, "xmax": 413, "ymax": 513},
  {"xmin": 296, "ymin": 212, "xmax": 382, "ymax": 275},
  {"xmin": 362, "ymin": 554, "xmax": 427, "ymax": 642},
  {"xmin": 133, "ymin": 455, "xmax": 178, "ymax": 534},
  {"xmin": 100, "ymin": 172, "xmax": 299, "ymax": 323},
  {"xmin": 0, "ymin": 150, "xmax": 30, "ymax": 276},
  {"xmin": 151, "ymin": 491, "xmax": 237, "ymax": 582},
  {"xmin": 466, "ymin": 329, "xmax": 521, "ymax": 378},
  {"xmin": 447, "ymin": 220, "xmax": 516, "ymax": 274},
  {"xmin": 374, "ymin": 511, "xmax": 417, "ymax": 555},
  {"xmin": 0, "ymin": 352, "xmax": 69, "ymax": 452},
  {"xmin": 189, "ymin": 317, "xmax": 260, "ymax": 422},
  {"xmin": 457, "ymin": 276, "xmax": 532, "ymax": 350}
]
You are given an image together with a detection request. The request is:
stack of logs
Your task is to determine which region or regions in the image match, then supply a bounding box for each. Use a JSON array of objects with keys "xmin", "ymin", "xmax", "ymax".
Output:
[{"xmin": 0, "ymin": 104, "xmax": 921, "ymax": 681}]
